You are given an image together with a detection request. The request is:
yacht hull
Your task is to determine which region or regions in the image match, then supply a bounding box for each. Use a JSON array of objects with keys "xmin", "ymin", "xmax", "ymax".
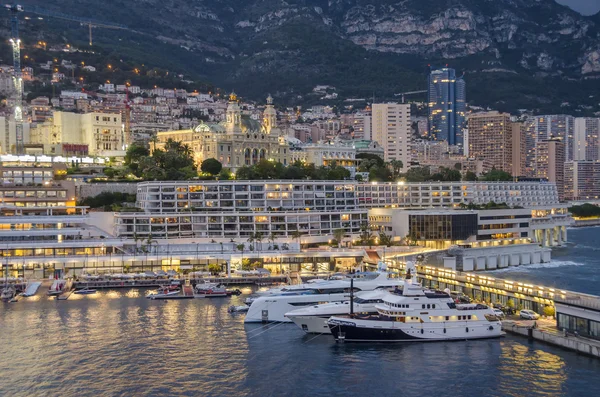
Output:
[
  {"xmin": 287, "ymin": 315, "xmax": 332, "ymax": 334},
  {"xmin": 328, "ymin": 318, "xmax": 504, "ymax": 342}
]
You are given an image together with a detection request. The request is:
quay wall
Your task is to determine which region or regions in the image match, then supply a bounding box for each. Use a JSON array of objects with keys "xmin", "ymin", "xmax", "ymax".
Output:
[
  {"xmin": 503, "ymin": 322, "xmax": 600, "ymax": 358},
  {"xmin": 573, "ymin": 218, "xmax": 600, "ymax": 227}
]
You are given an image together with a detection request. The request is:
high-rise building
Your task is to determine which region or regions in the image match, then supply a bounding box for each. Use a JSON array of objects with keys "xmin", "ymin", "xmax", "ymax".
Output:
[
  {"xmin": 536, "ymin": 138, "xmax": 565, "ymax": 200},
  {"xmin": 467, "ymin": 112, "xmax": 514, "ymax": 173},
  {"xmin": 574, "ymin": 117, "xmax": 600, "ymax": 162},
  {"xmin": 564, "ymin": 161, "xmax": 600, "ymax": 200},
  {"xmin": 524, "ymin": 115, "xmax": 575, "ymax": 176},
  {"xmin": 352, "ymin": 113, "xmax": 371, "ymax": 140},
  {"xmin": 372, "ymin": 103, "xmax": 411, "ymax": 168},
  {"xmin": 427, "ymin": 68, "xmax": 466, "ymax": 148},
  {"xmin": 511, "ymin": 122, "xmax": 527, "ymax": 177}
]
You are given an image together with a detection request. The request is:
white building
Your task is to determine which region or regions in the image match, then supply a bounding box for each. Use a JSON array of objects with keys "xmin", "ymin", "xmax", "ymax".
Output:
[
  {"xmin": 574, "ymin": 117, "xmax": 600, "ymax": 162},
  {"xmin": 371, "ymin": 103, "xmax": 411, "ymax": 168}
]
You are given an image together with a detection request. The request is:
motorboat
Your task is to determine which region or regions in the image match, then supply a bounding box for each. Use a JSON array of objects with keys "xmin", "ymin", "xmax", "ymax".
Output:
[
  {"xmin": 47, "ymin": 279, "xmax": 67, "ymax": 296},
  {"xmin": 228, "ymin": 305, "xmax": 250, "ymax": 313},
  {"xmin": 244, "ymin": 271, "xmax": 403, "ymax": 323},
  {"xmin": 147, "ymin": 287, "xmax": 181, "ymax": 299},
  {"xmin": 194, "ymin": 282, "xmax": 241, "ymax": 298},
  {"xmin": 285, "ymin": 289, "xmax": 389, "ymax": 334},
  {"xmin": 327, "ymin": 263, "xmax": 504, "ymax": 343},
  {"xmin": 74, "ymin": 288, "xmax": 97, "ymax": 295},
  {"xmin": 1, "ymin": 285, "xmax": 16, "ymax": 301}
]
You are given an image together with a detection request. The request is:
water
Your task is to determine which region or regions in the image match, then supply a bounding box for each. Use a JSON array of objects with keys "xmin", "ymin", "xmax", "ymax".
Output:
[
  {"xmin": 1, "ymin": 228, "xmax": 600, "ymax": 397},
  {"xmin": 484, "ymin": 227, "xmax": 600, "ymax": 295}
]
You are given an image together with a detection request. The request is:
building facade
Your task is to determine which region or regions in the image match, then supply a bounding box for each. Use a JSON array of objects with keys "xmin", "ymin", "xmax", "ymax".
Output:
[
  {"xmin": 427, "ymin": 68, "xmax": 466, "ymax": 148},
  {"xmin": 371, "ymin": 103, "xmax": 411, "ymax": 167},
  {"xmin": 157, "ymin": 94, "xmax": 289, "ymax": 171},
  {"xmin": 564, "ymin": 161, "xmax": 600, "ymax": 200},
  {"xmin": 535, "ymin": 138, "xmax": 566, "ymax": 200},
  {"xmin": 467, "ymin": 112, "xmax": 514, "ymax": 173}
]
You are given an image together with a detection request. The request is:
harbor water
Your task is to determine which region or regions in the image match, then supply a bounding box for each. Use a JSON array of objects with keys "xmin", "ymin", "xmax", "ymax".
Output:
[{"xmin": 1, "ymin": 228, "xmax": 600, "ymax": 397}]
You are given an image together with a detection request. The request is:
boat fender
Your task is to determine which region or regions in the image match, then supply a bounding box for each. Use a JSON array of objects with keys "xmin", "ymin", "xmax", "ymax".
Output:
[
  {"xmin": 466, "ymin": 327, "xmax": 469, "ymax": 333},
  {"xmin": 421, "ymin": 329, "xmax": 424, "ymax": 334},
  {"xmin": 443, "ymin": 328, "xmax": 446, "ymax": 334}
]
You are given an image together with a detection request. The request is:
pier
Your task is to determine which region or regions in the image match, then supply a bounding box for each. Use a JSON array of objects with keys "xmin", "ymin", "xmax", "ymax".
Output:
[
  {"xmin": 502, "ymin": 319, "xmax": 600, "ymax": 358},
  {"xmin": 73, "ymin": 275, "xmax": 288, "ymax": 289}
]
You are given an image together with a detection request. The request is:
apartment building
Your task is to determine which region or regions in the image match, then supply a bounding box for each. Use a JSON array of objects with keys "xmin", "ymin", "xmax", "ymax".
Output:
[
  {"xmin": 467, "ymin": 112, "xmax": 515, "ymax": 173},
  {"xmin": 371, "ymin": 103, "xmax": 411, "ymax": 168},
  {"xmin": 535, "ymin": 138, "xmax": 566, "ymax": 200},
  {"xmin": 564, "ymin": 161, "xmax": 600, "ymax": 200}
]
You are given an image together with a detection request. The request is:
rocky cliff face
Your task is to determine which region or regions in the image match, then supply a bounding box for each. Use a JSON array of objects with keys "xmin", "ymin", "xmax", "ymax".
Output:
[{"xmin": 16, "ymin": 0, "xmax": 600, "ymax": 110}]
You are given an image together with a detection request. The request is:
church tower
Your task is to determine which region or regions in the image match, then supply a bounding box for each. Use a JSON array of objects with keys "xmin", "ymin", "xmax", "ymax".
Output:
[
  {"xmin": 226, "ymin": 91, "xmax": 242, "ymax": 134},
  {"xmin": 263, "ymin": 94, "xmax": 277, "ymax": 134}
]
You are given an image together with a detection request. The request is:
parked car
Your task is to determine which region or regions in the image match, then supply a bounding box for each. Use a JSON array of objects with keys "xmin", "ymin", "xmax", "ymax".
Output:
[
  {"xmin": 493, "ymin": 308, "xmax": 506, "ymax": 319},
  {"xmin": 519, "ymin": 309, "xmax": 540, "ymax": 320}
]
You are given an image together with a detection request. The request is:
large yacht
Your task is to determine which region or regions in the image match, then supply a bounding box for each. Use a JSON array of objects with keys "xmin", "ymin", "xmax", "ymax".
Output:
[
  {"xmin": 327, "ymin": 264, "xmax": 504, "ymax": 342},
  {"xmin": 285, "ymin": 289, "xmax": 388, "ymax": 334},
  {"xmin": 244, "ymin": 271, "xmax": 401, "ymax": 323}
]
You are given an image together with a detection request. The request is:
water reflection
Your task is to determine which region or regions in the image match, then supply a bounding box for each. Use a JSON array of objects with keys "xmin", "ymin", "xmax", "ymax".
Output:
[{"xmin": 1, "ymin": 291, "xmax": 599, "ymax": 397}]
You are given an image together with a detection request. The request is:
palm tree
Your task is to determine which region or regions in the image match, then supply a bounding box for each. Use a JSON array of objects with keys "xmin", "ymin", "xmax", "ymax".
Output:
[
  {"xmin": 247, "ymin": 234, "xmax": 255, "ymax": 251},
  {"xmin": 291, "ymin": 230, "xmax": 303, "ymax": 249},
  {"xmin": 359, "ymin": 223, "xmax": 374, "ymax": 248},
  {"xmin": 268, "ymin": 233, "xmax": 276, "ymax": 250},
  {"xmin": 254, "ymin": 232, "xmax": 264, "ymax": 254},
  {"xmin": 333, "ymin": 228, "xmax": 345, "ymax": 248},
  {"xmin": 150, "ymin": 135, "xmax": 159, "ymax": 154}
]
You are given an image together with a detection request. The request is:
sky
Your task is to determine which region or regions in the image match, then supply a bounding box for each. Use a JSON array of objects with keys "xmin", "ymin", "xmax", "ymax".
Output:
[{"xmin": 557, "ymin": 0, "xmax": 600, "ymax": 15}]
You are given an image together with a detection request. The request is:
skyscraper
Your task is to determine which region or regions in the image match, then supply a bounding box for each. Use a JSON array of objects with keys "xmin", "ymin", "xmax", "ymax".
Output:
[
  {"xmin": 372, "ymin": 103, "xmax": 411, "ymax": 168},
  {"xmin": 427, "ymin": 67, "xmax": 466, "ymax": 148},
  {"xmin": 536, "ymin": 138, "xmax": 565, "ymax": 200}
]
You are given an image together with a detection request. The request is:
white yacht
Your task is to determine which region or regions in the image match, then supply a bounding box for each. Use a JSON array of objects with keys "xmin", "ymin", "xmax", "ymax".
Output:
[
  {"xmin": 285, "ymin": 289, "xmax": 388, "ymax": 334},
  {"xmin": 327, "ymin": 264, "xmax": 504, "ymax": 342},
  {"xmin": 244, "ymin": 271, "xmax": 401, "ymax": 323}
]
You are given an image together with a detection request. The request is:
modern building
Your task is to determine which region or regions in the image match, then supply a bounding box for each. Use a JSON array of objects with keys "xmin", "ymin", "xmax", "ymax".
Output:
[
  {"xmin": 352, "ymin": 113, "xmax": 371, "ymax": 140},
  {"xmin": 535, "ymin": 138, "xmax": 565, "ymax": 200},
  {"xmin": 563, "ymin": 161, "xmax": 600, "ymax": 200},
  {"xmin": 574, "ymin": 117, "xmax": 600, "ymax": 162},
  {"xmin": 0, "ymin": 117, "xmax": 31, "ymax": 154},
  {"xmin": 525, "ymin": 115, "xmax": 575, "ymax": 176},
  {"xmin": 511, "ymin": 122, "xmax": 527, "ymax": 177},
  {"xmin": 29, "ymin": 111, "xmax": 124, "ymax": 157},
  {"xmin": 371, "ymin": 103, "xmax": 411, "ymax": 168},
  {"xmin": 427, "ymin": 68, "xmax": 466, "ymax": 147},
  {"xmin": 156, "ymin": 94, "xmax": 289, "ymax": 171},
  {"xmin": 467, "ymin": 112, "xmax": 515, "ymax": 173}
]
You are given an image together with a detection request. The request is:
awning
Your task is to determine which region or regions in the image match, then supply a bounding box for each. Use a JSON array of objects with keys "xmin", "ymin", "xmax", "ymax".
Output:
[{"xmin": 364, "ymin": 250, "xmax": 381, "ymax": 264}]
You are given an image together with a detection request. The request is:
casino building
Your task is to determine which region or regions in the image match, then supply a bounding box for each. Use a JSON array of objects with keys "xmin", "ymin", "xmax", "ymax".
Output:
[{"xmin": 156, "ymin": 94, "xmax": 290, "ymax": 171}]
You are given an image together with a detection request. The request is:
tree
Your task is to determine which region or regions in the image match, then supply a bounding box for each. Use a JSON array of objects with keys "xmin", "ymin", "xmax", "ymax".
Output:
[
  {"xmin": 463, "ymin": 170, "xmax": 478, "ymax": 181},
  {"xmin": 356, "ymin": 153, "xmax": 384, "ymax": 167},
  {"xmin": 219, "ymin": 168, "xmax": 233, "ymax": 180},
  {"xmin": 254, "ymin": 232, "xmax": 264, "ymax": 253},
  {"xmin": 149, "ymin": 135, "xmax": 159, "ymax": 154},
  {"xmin": 358, "ymin": 223, "xmax": 374, "ymax": 248},
  {"xmin": 208, "ymin": 263, "xmax": 221, "ymax": 275},
  {"xmin": 378, "ymin": 230, "xmax": 393, "ymax": 247},
  {"xmin": 389, "ymin": 160, "xmax": 404, "ymax": 179},
  {"xmin": 201, "ymin": 158, "xmax": 222, "ymax": 176},
  {"xmin": 482, "ymin": 168, "xmax": 513, "ymax": 181},
  {"xmin": 333, "ymin": 228, "xmax": 345, "ymax": 248},
  {"xmin": 291, "ymin": 230, "xmax": 303, "ymax": 248},
  {"xmin": 405, "ymin": 166, "xmax": 431, "ymax": 182},
  {"xmin": 235, "ymin": 166, "xmax": 256, "ymax": 180},
  {"xmin": 454, "ymin": 162, "xmax": 462, "ymax": 171},
  {"xmin": 124, "ymin": 143, "xmax": 149, "ymax": 174}
]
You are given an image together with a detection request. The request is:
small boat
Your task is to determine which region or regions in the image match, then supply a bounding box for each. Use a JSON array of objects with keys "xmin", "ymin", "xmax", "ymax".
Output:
[
  {"xmin": 1, "ymin": 286, "xmax": 16, "ymax": 301},
  {"xmin": 74, "ymin": 288, "xmax": 97, "ymax": 295},
  {"xmin": 228, "ymin": 305, "xmax": 250, "ymax": 313},
  {"xmin": 147, "ymin": 287, "xmax": 181, "ymax": 300},
  {"xmin": 194, "ymin": 282, "xmax": 241, "ymax": 298},
  {"xmin": 47, "ymin": 279, "xmax": 67, "ymax": 296}
]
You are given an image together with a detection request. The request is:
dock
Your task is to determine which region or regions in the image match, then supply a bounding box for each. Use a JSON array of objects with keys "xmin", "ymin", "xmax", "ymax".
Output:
[
  {"xmin": 74, "ymin": 276, "xmax": 287, "ymax": 289},
  {"xmin": 502, "ymin": 319, "xmax": 600, "ymax": 358}
]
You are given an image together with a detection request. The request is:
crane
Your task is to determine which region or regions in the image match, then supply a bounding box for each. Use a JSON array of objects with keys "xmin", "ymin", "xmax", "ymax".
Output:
[
  {"xmin": 10, "ymin": 4, "xmax": 128, "ymax": 46},
  {"xmin": 394, "ymin": 90, "xmax": 428, "ymax": 103},
  {"xmin": 3, "ymin": 4, "xmax": 128, "ymax": 154}
]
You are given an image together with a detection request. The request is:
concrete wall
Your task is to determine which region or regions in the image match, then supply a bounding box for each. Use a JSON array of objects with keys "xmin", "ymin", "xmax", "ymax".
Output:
[
  {"xmin": 447, "ymin": 243, "xmax": 551, "ymax": 271},
  {"xmin": 77, "ymin": 183, "xmax": 138, "ymax": 199}
]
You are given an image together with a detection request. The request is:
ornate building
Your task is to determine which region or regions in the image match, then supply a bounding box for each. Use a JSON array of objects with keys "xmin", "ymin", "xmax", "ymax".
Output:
[{"xmin": 157, "ymin": 94, "xmax": 290, "ymax": 171}]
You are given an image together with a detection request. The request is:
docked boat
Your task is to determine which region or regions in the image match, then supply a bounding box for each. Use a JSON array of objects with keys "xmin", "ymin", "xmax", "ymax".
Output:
[
  {"xmin": 74, "ymin": 288, "xmax": 97, "ymax": 295},
  {"xmin": 1, "ymin": 285, "xmax": 16, "ymax": 301},
  {"xmin": 194, "ymin": 282, "xmax": 241, "ymax": 298},
  {"xmin": 285, "ymin": 289, "xmax": 388, "ymax": 334},
  {"xmin": 327, "ymin": 264, "xmax": 503, "ymax": 343},
  {"xmin": 147, "ymin": 287, "xmax": 181, "ymax": 299},
  {"xmin": 47, "ymin": 279, "xmax": 67, "ymax": 296},
  {"xmin": 228, "ymin": 305, "xmax": 250, "ymax": 313},
  {"xmin": 244, "ymin": 271, "xmax": 402, "ymax": 323}
]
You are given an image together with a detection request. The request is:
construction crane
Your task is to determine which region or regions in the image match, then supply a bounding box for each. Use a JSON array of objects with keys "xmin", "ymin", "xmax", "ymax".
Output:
[
  {"xmin": 3, "ymin": 4, "xmax": 128, "ymax": 154},
  {"xmin": 394, "ymin": 90, "xmax": 428, "ymax": 103},
  {"xmin": 10, "ymin": 4, "xmax": 128, "ymax": 46}
]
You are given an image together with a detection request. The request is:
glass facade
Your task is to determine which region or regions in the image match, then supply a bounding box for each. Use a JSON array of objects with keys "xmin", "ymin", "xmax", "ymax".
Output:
[
  {"xmin": 557, "ymin": 312, "xmax": 600, "ymax": 340},
  {"xmin": 409, "ymin": 214, "xmax": 478, "ymax": 241}
]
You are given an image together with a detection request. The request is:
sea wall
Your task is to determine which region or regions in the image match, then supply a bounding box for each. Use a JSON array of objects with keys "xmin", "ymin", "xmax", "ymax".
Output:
[{"xmin": 573, "ymin": 218, "xmax": 600, "ymax": 227}]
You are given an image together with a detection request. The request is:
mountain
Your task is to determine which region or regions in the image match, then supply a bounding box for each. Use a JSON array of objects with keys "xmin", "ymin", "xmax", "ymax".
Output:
[{"xmin": 6, "ymin": 0, "xmax": 600, "ymax": 113}]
